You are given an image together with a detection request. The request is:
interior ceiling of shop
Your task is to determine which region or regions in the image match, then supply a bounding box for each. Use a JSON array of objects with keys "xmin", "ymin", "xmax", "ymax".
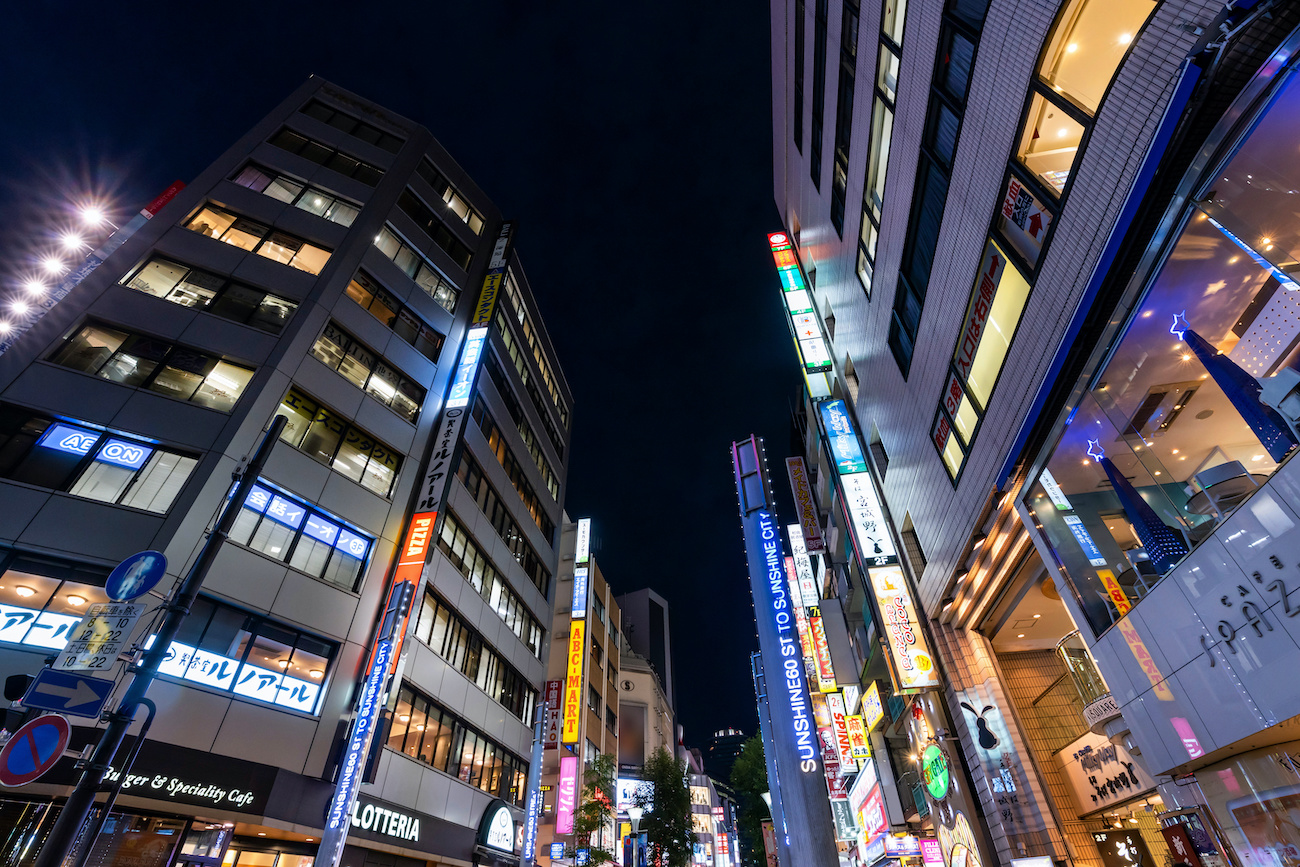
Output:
[{"xmin": 990, "ymin": 575, "xmax": 1079, "ymax": 653}]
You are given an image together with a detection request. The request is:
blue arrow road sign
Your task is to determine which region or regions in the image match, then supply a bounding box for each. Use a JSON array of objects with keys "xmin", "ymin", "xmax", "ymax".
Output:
[{"xmin": 22, "ymin": 669, "xmax": 114, "ymax": 718}]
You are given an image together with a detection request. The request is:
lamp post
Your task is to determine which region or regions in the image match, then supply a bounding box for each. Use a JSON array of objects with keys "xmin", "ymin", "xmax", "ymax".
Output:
[{"xmin": 627, "ymin": 806, "xmax": 643, "ymax": 867}]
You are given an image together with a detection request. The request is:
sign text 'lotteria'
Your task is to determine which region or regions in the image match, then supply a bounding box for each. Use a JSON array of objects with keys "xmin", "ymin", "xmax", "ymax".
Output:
[{"xmin": 351, "ymin": 800, "xmax": 421, "ymax": 843}]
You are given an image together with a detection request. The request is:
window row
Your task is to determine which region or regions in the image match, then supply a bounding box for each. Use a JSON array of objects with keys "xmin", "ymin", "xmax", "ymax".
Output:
[
  {"xmin": 300, "ymin": 99, "xmax": 404, "ymax": 154},
  {"xmin": 123, "ymin": 257, "xmax": 298, "ymax": 334},
  {"xmin": 810, "ymin": 0, "xmax": 829, "ymax": 188},
  {"xmin": 277, "ymin": 388, "xmax": 402, "ymax": 497},
  {"xmin": 454, "ymin": 450, "xmax": 552, "ymax": 596},
  {"xmin": 887, "ymin": 0, "xmax": 990, "ymax": 375},
  {"xmin": 436, "ymin": 511, "xmax": 544, "ymax": 657},
  {"xmin": 470, "ymin": 396, "xmax": 557, "ymax": 532},
  {"xmin": 232, "ymin": 164, "xmax": 360, "ymax": 227},
  {"xmin": 310, "ymin": 321, "xmax": 426, "ymax": 423},
  {"xmin": 498, "ymin": 274, "xmax": 569, "ymax": 428},
  {"xmin": 0, "ymin": 409, "xmax": 196, "ymax": 514},
  {"xmin": 184, "ymin": 205, "xmax": 331, "ymax": 275},
  {"xmin": 828, "ymin": 0, "xmax": 859, "ymax": 237},
  {"xmin": 0, "ymin": 554, "xmax": 118, "ymax": 651},
  {"xmin": 160, "ymin": 594, "xmax": 336, "ymax": 715},
  {"xmin": 227, "ymin": 480, "xmax": 372, "ymax": 591},
  {"xmin": 396, "ymin": 189, "xmax": 474, "ymax": 271},
  {"xmin": 483, "ymin": 351, "xmax": 562, "ymax": 489},
  {"xmin": 387, "ymin": 684, "xmax": 529, "ymax": 806},
  {"xmin": 52, "ymin": 323, "xmax": 254, "ymax": 413},
  {"xmin": 487, "ymin": 339, "xmax": 565, "ymax": 460},
  {"xmin": 374, "ymin": 225, "xmax": 460, "ymax": 313},
  {"xmin": 414, "ymin": 591, "xmax": 539, "ymax": 724},
  {"xmin": 857, "ymin": 0, "xmax": 906, "ymax": 297},
  {"xmin": 793, "ymin": 0, "xmax": 805, "ymax": 152},
  {"xmin": 344, "ymin": 271, "xmax": 445, "ymax": 362},
  {"xmin": 268, "ymin": 128, "xmax": 385, "ymax": 187},
  {"xmin": 415, "ymin": 160, "xmax": 485, "ymax": 234}
]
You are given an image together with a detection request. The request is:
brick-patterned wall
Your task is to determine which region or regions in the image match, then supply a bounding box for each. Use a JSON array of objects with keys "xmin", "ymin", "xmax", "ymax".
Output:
[
  {"xmin": 934, "ymin": 623, "xmax": 1071, "ymax": 866},
  {"xmin": 1000, "ymin": 649, "xmax": 1104, "ymax": 867}
]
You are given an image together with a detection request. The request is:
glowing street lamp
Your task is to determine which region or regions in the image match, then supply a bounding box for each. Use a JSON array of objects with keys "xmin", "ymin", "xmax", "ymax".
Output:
[
  {"xmin": 23, "ymin": 280, "xmax": 46, "ymax": 296},
  {"xmin": 61, "ymin": 233, "xmax": 86, "ymax": 252},
  {"xmin": 42, "ymin": 257, "xmax": 65, "ymax": 275}
]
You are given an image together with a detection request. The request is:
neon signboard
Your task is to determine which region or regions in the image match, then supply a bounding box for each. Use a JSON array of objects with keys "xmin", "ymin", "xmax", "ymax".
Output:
[
  {"xmin": 808, "ymin": 609, "xmax": 837, "ymax": 693},
  {"xmin": 768, "ymin": 233, "xmax": 833, "ymax": 375},
  {"xmin": 446, "ymin": 326, "xmax": 488, "ymax": 408},
  {"xmin": 572, "ymin": 567, "xmax": 589, "ymax": 618},
  {"xmin": 786, "ymin": 457, "xmax": 825, "ymax": 552},
  {"xmin": 557, "ymin": 755, "xmax": 579, "ymax": 834},
  {"xmin": 96, "ymin": 438, "xmax": 153, "ymax": 469},
  {"xmin": 562, "ymin": 619, "xmax": 586, "ymax": 743},
  {"xmin": 869, "ymin": 565, "xmax": 939, "ymax": 691},
  {"xmin": 787, "ymin": 523, "xmax": 820, "ymax": 605},
  {"xmin": 575, "ymin": 517, "xmax": 592, "ymax": 565},
  {"xmin": 818, "ymin": 401, "xmax": 868, "ymax": 474},
  {"xmin": 38, "ymin": 422, "xmax": 99, "ymax": 455}
]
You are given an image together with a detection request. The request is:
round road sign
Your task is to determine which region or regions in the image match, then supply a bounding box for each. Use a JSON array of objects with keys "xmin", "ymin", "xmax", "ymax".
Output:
[
  {"xmin": 0, "ymin": 713, "xmax": 71, "ymax": 787},
  {"xmin": 106, "ymin": 550, "xmax": 168, "ymax": 601}
]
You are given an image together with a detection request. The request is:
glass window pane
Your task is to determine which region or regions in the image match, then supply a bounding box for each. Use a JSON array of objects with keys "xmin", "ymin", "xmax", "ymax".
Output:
[
  {"xmin": 331, "ymin": 427, "xmax": 369, "ymax": 484},
  {"xmin": 192, "ymin": 362, "xmax": 253, "ymax": 412},
  {"xmin": 877, "ymin": 46, "xmax": 900, "ymax": 102},
  {"xmin": 119, "ymin": 453, "xmax": 195, "ymax": 513},
  {"xmin": 940, "ymin": 30, "xmax": 975, "ymax": 102},
  {"xmin": 127, "ymin": 259, "xmax": 187, "ymax": 297},
  {"xmin": 311, "ymin": 324, "xmax": 348, "ymax": 371},
  {"xmin": 277, "ymin": 390, "xmax": 318, "ymax": 448},
  {"xmin": 52, "ymin": 325, "xmax": 129, "ymax": 374},
  {"xmin": 360, "ymin": 443, "xmax": 398, "ymax": 496},
  {"xmin": 337, "ymin": 342, "xmax": 373, "ymax": 389},
  {"xmin": 882, "ymin": 0, "xmax": 907, "ymax": 45},
  {"xmin": 232, "ymin": 165, "xmax": 273, "ymax": 192},
  {"xmin": 249, "ymin": 519, "xmax": 295, "ymax": 561},
  {"xmin": 99, "ymin": 336, "xmax": 169, "ymax": 387},
  {"xmin": 1017, "ymin": 93, "xmax": 1085, "ymax": 196},
  {"xmin": 289, "ymin": 535, "xmax": 333, "ymax": 577},
  {"xmin": 345, "ymin": 275, "xmax": 376, "ymax": 309},
  {"xmin": 264, "ymin": 176, "xmax": 304, "ymax": 204},
  {"xmin": 289, "ymin": 243, "xmax": 329, "ymax": 275},
  {"xmin": 295, "ymin": 190, "xmax": 332, "ymax": 217},
  {"xmin": 390, "ymin": 691, "xmax": 414, "ymax": 753},
  {"xmin": 68, "ymin": 461, "xmax": 136, "ymax": 504},
  {"xmin": 257, "ymin": 232, "xmax": 301, "ymax": 266},
  {"xmin": 149, "ymin": 349, "xmax": 216, "ymax": 402},
  {"xmin": 249, "ymin": 295, "xmax": 296, "ymax": 334},
  {"xmin": 956, "ymin": 240, "xmax": 1031, "ymax": 408},
  {"xmin": 1039, "ymin": 0, "xmax": 1156, "ymax": 114},
  {"xmin": 324, "ymin": 200, "xmax": 358, "ymax": 227},
  {"xmin": 364, "ymin": 362, "xmax": 400, "ymax": 406},
  {"xmin": 167, "ymin": 270, "xmax": 223, "ymax": 308},
  {"xmin": 326, "ymin": 153, "xmax": 360, "ymax": 176},
  {"xmin": 219, "ymin": 218, "xmax": 267, "ymax": 251},
  {"xmin": 301, "ymin": 407, "xmax": 346, "ymax": 465},
  {"xmin": 209, "ymin": 284, "xmax": 263, "ymax": 324},
  {"xmin": 186, "ymin": 207, "xmax": 236, "ymax": 239}
]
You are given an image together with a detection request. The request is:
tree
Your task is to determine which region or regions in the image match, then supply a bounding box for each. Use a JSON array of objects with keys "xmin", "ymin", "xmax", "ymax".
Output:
[
  {"xmin": 637, "ymin": 746, "xmax": 695, "ymax": 867},
  {"xmin": 729, "ymin": 736, "xmax": 771, "ymax": 867},
  {"xmin": 573, "ymin": 753, "xmax": 619, "ymax": 865}
]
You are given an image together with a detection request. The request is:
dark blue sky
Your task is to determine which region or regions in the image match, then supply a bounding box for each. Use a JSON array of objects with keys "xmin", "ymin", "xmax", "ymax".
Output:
[{"xmin": 0, "ymin": 2, "xmax": 803, "ymax": 748}]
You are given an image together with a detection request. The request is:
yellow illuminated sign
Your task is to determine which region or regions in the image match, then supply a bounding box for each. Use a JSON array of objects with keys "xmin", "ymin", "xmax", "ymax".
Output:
[{"xmin": 562, "ymin": 619, "xmax": 586, "ymax": 742}]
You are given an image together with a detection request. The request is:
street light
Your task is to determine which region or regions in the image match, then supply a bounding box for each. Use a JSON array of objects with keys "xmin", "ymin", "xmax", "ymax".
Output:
[{"xmin": 627, "ymin": 806, "xmax": 643, "ymax": 867}]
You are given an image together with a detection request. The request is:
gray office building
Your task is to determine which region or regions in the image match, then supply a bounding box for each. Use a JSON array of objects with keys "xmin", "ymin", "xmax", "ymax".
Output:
[{"xmin": 0, "ymin": 77, "xmax": 572, "ymax": 867}]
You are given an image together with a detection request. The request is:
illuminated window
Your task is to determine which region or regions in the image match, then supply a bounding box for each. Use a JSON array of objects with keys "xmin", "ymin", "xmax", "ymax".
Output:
[
  {"xmin": 416, "ymin": 160, "xmax": 485, "ymax": 234},
  {"xmin": 343, "ymin": 271, "xmax": 445, "ymax": 362},
  {"xmin": 931, "ymin": 238, "xmax": 1031, "ymax": 479},
  {"xmin": 1038, "ymin": 0, "xmax": 1155, "ymax": 115},
  {"xmin": 0, "ymin": 555, "xmax": 111, "ymax": 652},
  {"xmin": 277, "ymin": 388, "xmax": 402, "ymax": 497},
  {"xmin": 374, "ymin": 225, "xmax": 460, "ymax": 312},
  {"xmin": 123, "ymin": 257, "xmax": 297, "ymax": 334},
  {"xmin": 497, "ymin": 272, "xmax": 570, "ymax": 429},
  {"xmin": 232, "ymin": 164, "xmax": 360, "ymax": 227},
  {"xmin": 0, "ymin": 408, "xmax": 196, "ymax": 513},
  {"xmin": 454, "ymin": 449, "xmax": 553, "ymax": 594},
  {"xmin": 395, "ymin": 190, "xmax": 474, "ymax": 271},
  {"xmin": 482, "ymin": 351, "xmax": 562, "ymax": 492},
  {"xmin": 52, "ymin": 322, "xmax": 254, "ymax": 412},
  {"xmin": 183, "ymin": 205, "xmax": 331, "ymax": 275},
  {"xmin": 1015, "ymin": 93, "xmax": 1086, "ymax": 197},
  {"xmin": 310, "ymin": 321, "xmax": 426, "ymax": 422}
]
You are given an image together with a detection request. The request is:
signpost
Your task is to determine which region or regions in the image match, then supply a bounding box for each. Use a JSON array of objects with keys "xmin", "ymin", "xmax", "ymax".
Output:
[
  {"xmin": 0, "ymin": 713, "xmax": 71, "ymax": 787},
  {"xmin": 22, "ymin": 669, "xmax": 115, "ymax": 719},
  {"xmin": 53, "ymin": 602, "xmax": 146, "ymax": 671}
]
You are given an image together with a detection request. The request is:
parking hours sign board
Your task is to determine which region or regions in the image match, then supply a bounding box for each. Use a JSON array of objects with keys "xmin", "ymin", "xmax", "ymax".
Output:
[{"xmin": 53, "ymin": 603, "xmax": 146, "ymax": 671}]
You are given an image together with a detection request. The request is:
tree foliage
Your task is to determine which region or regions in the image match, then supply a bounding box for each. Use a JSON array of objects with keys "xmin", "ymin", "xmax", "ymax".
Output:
[
  {"xmin": 729, "ymin": 736, "xmax": 772, "ymax": 867},
  {"xmin": 574, "ymin": 753, "xmax": 618, "ymax": 865},
  {"xmin": 637, "ymin": 746, "xmax": 695, "ymax": 867}
]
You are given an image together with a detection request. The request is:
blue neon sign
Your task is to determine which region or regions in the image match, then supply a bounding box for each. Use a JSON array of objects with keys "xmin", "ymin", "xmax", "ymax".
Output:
[
  {"xmin": 446, "ymin": 326, "xmax": 488, "ymax": 409},
  {"xmin": 95, "ymin": 438, "xmax": 153, "ymax": 470},
  {"xmin": 819, "ymin": 400, "xmax": 868, "ymax": 474},
  {"xmin": 572, "ymin": 567, "xmax": 589, "ymax": 618},
  {"xmin": 37, "ymin": 423, "xmax": 99, "ymax": 456}
]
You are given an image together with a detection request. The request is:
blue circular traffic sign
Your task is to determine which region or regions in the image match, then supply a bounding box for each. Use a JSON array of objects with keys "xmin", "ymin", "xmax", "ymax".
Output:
[
  {"xmin": 0, "ymin": 713, "xmax": 71, "ymax": 787},
  {"xmin": 106, "ymin": 550, "xmax": 168, "ymax": 601}
]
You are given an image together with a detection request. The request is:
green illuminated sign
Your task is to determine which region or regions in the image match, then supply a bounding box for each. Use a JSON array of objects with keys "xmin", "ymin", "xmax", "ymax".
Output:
[{"xmin": 922, "ymin": 744, "xmax": 950, "ymax": 800}]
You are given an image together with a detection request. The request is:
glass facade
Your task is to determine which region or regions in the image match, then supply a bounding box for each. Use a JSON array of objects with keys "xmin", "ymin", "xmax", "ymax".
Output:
[{"xmin": 1023, "ymin": 60, "xmax": 1300, "ymax": 636}]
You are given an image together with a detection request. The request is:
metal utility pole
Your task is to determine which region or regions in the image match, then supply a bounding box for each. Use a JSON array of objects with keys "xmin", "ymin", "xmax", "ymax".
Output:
[
  {"xmin": 35, "ymin": 415, "xmax": 287, "ymax": 867},
  {"xmin": 520, "ymin": 700, "xmax": 547, "ymax": 867}
]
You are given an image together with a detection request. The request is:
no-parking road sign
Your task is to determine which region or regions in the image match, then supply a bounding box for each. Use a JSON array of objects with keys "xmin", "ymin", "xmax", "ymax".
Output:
[{"xmin": 0, "ymin": 714, "xmax": 71, "ymax": 787}]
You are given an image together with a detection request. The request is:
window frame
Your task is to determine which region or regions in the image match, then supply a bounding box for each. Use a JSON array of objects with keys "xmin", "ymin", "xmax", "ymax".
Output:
[
  {"xmin": 182, "ymin": 204, "xmax": 332, "ymax": 275},
  {"xmin": 309, "ymin": 321, "xmax": 426, "ymax": 423},
  {"xmin": 121, "ymin": 256, "xmax": 299, "ymax": 334}
]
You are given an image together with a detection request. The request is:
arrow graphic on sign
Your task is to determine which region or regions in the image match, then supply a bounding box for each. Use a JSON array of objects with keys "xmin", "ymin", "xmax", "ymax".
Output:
[{"xmin": 32, "ymin": 680, "xmax": 104, "ymax": 711}]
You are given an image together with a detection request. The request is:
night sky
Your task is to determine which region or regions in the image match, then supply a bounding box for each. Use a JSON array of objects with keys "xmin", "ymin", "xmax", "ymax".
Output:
[{"xmin": 0, "ymin": 4, "xmax": 803, "ymax": 749}]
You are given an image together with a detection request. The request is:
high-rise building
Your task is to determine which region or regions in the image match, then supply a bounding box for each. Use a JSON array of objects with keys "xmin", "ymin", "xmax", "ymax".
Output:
[
  {"xmin": 704, "ymin": 728, "xmax": 748, "ymax": 783},
  {"xmin": 614, "ymin": 587, "xmax": 675, "ymax": 711},
  {"xmin": 0, "ymin": 77, "xmax": 573, "ymax": 867},
  {"xmin": 765, "ymin": 1, "xmax": 1300, "ymax": 867},
  {"xmin": 535, "ymin": 517, "xmax": 622, "ymax": 863}
]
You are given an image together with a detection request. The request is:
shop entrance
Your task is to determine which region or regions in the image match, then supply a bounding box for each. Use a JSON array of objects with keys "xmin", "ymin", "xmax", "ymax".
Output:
[{"xmin": 983, "ymin": 558, "xmax": 1171, "ymax": 867}]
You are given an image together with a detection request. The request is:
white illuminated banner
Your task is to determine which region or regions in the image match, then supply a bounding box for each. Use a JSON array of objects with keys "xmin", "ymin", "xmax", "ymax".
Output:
[
  {"xmin": 787, "ymin": 524, "xmax": 820, "ymax": 606},
  {"xmin": 575, "ymin": 517, "xmax": 592, "ymax": 565},
  {"xmin": 868, "ymin": 565, "xmax": 939, "ymax": 691},
  {"xmin": 446, "ymin": 327, "xmax": 488, "ymax": 408},
  {"xmin": 841, "ymin": 472, "xmax": 897, "ymax": 566}
]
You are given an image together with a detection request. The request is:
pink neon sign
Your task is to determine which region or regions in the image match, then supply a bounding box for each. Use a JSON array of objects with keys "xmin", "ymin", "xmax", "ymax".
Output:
[{"xmin": 556, "ymin": 755, "xmax": 579, "ymax": 835}]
